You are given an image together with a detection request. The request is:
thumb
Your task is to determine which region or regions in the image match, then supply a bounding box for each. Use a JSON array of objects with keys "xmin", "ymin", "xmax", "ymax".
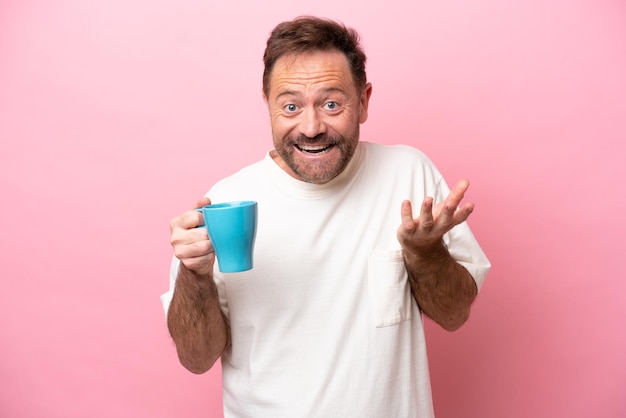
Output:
[{"xmin": 194, "ymin": 196, "xmax": 212, "ymax": 209}]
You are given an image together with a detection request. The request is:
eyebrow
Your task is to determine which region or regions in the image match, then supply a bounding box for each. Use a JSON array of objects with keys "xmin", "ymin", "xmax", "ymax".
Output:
[
  {"xmin": 274, "ymin": 86, "xmax": 348, "ymax": 101},
  {"xmin": 274, "ymin": 90, "xmax": 298, "ymax": 101}
]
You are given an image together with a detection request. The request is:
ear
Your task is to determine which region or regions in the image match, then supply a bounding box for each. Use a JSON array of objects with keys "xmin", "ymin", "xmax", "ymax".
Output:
[{"xmin": 359, "ymin": 83, "xmax": 373, "ymax": 124}]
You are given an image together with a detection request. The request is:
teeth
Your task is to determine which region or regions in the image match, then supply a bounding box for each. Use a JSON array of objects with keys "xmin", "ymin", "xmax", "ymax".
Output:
[
  {"xmin": 297, "ymin": 144, "xmax": 332, "ymax": 153},
  {"xmin": 301, "ymin": 145, "xmax": 328, "ymax": 151}
]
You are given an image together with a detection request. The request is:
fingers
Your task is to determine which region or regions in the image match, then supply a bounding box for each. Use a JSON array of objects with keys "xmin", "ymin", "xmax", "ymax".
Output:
[
  {"xmin": 400, "ymin": 200, "xmax": 416, "ymax": 231},
  {"xmin": 436, "ymin": 179, "xmax": 472, "ymax": 225},
  {"xmin": 169, "ymin": 197, "xmax": 216, "ymax": 274},
  {"xmin": 447, "ymin": 179, "xmax": 470, "ymax": 209},
  {"xmin": 170, "ymin": 208, "xmax": 205, "ymax": 231},
  {"xmin": 173, "ymin": 234, "xmax": 213, "ymax": 261},
  {"xmin": 398, "ymin": 180, "xmax": 476, "ymax": 254},
  {"xmin": 419, "ymin": 197, "xmax": 434, "ymax": 230},
  {"xmin": 402, "ymin": 179, "xmax": 474, "ymax": 232},
  {"xmin": 454, "ymin": 202, "xmax": 475, "ymax": 225},
  {"xmin": 170, "ymin": 214, "xmax": 209, "ymax": 255}
]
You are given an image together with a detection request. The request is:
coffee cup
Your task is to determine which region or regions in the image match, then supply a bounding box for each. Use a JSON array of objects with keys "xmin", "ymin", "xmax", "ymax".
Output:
[{"xmin": 196, "ymin": 201, "xmax": 257, "ymax": 273}]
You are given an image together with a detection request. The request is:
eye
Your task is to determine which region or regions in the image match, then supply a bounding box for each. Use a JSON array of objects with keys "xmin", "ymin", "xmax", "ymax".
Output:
[
  {"xmin": 324, "ymin": 101, "xmax": 340, "ymax": 111},
  {"xmin": 284, "ymin": 103, "xmax": 298, "ymax": 113}
]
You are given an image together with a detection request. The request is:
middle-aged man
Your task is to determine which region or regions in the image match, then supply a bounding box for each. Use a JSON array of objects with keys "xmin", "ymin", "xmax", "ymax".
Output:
[{"xmin": 162, "ymin": 16, "xmax": 491, "ymax": 418}]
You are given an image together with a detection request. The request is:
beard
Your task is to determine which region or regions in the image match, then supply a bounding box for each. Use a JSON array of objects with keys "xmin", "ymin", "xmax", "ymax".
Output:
[{"xmin": 273, "ymin": 126, "xmax": 360, "ymax": 184}]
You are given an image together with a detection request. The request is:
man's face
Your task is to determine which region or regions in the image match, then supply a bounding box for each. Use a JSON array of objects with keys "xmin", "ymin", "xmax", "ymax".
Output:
[{"xmin": 264, "ymin": 50, "xmax": 372, "ymax": 184}]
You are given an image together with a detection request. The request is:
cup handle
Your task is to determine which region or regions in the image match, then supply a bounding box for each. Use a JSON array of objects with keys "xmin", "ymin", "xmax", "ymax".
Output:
[{"xmin": 194, "ymin": 208, "xmax": 206, "ymax": 228}]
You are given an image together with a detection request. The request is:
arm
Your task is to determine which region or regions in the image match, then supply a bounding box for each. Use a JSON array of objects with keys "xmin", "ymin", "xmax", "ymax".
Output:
[
  {"xmin": 397, "ymin": 179, "xmax": 478, "ymax": 331},
  {"xmin": 167, "ymin": 197, "xmax": 230, "ymax": 374}
]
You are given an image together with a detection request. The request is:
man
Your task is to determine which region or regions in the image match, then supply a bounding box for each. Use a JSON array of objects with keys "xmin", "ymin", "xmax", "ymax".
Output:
[{"xmin": 162, "ymin": 16, "xmax": 490, "ymax": 418}]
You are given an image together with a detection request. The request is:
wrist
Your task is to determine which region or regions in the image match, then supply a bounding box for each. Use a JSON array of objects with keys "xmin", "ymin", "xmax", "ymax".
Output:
[
  {"xmin": 179, "ymin": 263, "xmax": 214, "ymax": 290},
  {"xmin": 403, "ymin": 240, "xmax": 448, "ymax": 265}
]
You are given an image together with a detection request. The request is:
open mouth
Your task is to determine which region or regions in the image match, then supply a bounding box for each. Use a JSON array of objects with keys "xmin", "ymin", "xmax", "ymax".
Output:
[{"xmin": 295, "ymin": 144, "xmax": 335, "ymax": 154}]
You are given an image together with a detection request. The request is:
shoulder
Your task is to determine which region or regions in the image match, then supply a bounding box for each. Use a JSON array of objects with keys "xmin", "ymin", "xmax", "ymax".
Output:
[
  {"xmin": 358, "ymin": 142, "xmax": 447, "ymax": 206},
  {"xmin": 361, "ymin": 141, "xmax": 438, "ymax": 172},
  {"xmin": 207, "ymin": 156, "xmax": 269, "ymax": 201}
]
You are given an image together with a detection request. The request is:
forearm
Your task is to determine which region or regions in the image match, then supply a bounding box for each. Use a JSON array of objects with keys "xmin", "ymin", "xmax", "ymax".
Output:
[
  {"xmin": 167, "ymin": 264, "xmax": 229, "ymax": 374},
  {"xmin": 404, "ymin": 242, "xmax": 477, "ymax": 331}
]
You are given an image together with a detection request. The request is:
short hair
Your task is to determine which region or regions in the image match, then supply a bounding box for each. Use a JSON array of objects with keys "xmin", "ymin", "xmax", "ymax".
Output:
[{"xmin": 262, "ymin": 16, "xmax": 367, "ymax": 97}]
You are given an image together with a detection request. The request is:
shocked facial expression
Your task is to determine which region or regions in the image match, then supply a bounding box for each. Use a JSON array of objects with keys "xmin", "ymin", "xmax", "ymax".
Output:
[{"xmin": 265, "ymin": 50, "xmax": 372, "ymax": 184}]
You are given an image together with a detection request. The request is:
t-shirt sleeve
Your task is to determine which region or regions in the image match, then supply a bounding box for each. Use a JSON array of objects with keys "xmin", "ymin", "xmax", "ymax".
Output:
[{"xmin": 433, "ymin": 174, "xmax": 491, "ymax": 291}]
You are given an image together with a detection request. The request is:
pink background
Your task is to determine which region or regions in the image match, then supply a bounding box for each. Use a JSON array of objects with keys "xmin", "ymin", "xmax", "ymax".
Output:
[{"xmin": 1, "ymin": 0, "xmax": 625, "ymax": 417}]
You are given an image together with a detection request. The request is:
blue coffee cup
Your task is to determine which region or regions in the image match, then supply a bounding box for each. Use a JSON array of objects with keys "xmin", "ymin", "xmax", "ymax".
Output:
[{"xmin": 196, "ymin": 201, "xmax": 258, "ymax": 273}]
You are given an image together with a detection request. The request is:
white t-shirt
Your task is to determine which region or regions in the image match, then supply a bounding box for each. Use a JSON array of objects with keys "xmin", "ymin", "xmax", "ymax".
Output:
[{"xmin": 162, "ymin": 142, "xmax": 491, "ymax": 418}]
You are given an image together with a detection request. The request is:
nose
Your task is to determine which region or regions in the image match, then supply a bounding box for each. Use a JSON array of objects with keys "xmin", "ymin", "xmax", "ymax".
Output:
[{"xmin": 299, "ymin": 108, "xmax": 326, "ymax": 139}]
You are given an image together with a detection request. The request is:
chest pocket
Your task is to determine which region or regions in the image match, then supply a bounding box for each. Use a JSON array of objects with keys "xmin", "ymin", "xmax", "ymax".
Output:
[{"xmin": 367, "ymin": 250, "xmax": 413, "ymax": 327}]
